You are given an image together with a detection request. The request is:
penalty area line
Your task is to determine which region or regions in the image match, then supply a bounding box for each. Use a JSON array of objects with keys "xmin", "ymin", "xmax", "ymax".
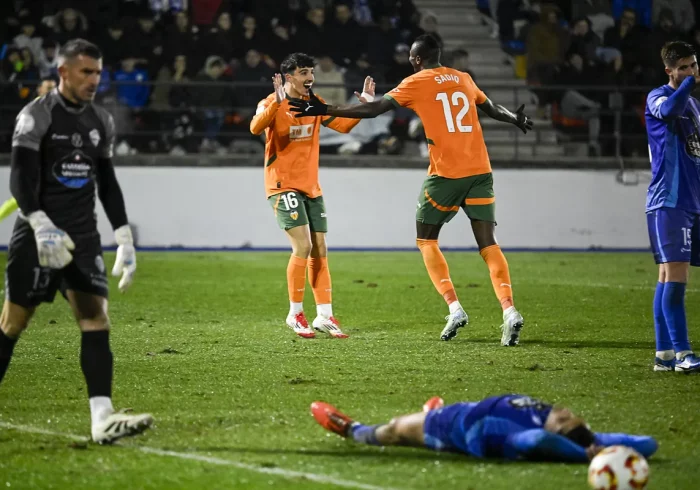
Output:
[{"xmin": 0, "ymin": 422, "xmax": 397, "ymax": 490}]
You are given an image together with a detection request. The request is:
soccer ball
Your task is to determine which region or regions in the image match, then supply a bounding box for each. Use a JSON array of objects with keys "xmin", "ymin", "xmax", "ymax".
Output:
[{"xmin": 588, "ymin": 445, "xmax": 649, "ymax": 490}]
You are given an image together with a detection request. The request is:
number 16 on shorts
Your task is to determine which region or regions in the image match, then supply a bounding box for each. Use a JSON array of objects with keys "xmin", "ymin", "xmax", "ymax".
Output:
[{"xmin": 268, "ymin": 191, "xmax": 328, "ymax": 232}]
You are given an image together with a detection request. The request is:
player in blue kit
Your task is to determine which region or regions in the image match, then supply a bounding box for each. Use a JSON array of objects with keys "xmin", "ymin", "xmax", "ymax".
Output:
[
  {"xmin": 311, "ymin": 395, "xmax": 658, "ymax": 462},
  {"xmin": 645, "ymin": 41, "xmax": 700, "ymax": 373}
]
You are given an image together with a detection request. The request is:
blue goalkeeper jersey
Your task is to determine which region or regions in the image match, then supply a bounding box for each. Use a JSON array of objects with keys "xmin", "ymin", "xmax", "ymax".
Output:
[{"xmin": 645, "ymin": 76, "xmax": 700, "ymax": 214}]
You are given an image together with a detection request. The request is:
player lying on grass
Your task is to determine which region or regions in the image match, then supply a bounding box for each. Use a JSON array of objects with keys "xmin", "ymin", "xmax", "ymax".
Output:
[
  {"xmin": 311, "ymin": 394, "xmax": 657, "ymax": 462},
  {"xmin": 289, "ymin": 34, "xmax": 532, "ymax": 345}
]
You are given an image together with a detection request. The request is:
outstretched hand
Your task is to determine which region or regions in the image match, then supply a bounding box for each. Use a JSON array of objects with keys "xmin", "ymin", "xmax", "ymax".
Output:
[
  {"xmin": 272, "ymin": 73, "xmax": 285, "ymax": 104},
  {"xmin": 288, "ymin": 89, "xmax": 329, "ymax": 117},
  {"xmin": 514, "ymin": 104, "xmax": 533, "ymax": 134},
  {"xmin": 354, "ymin": 76, "xmax": 376, "ymax": 103}
]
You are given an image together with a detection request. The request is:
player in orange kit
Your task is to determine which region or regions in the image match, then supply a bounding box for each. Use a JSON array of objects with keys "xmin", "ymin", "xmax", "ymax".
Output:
[
  {"xmin": 289, "ymin": 35, "xmax": 533, "ymax": 346},
  {"xmin": 250, "ymin": 53, "xmax": 375, "ymax": 339}
]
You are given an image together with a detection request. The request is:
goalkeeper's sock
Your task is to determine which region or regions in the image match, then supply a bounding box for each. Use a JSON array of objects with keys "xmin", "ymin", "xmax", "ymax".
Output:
[
  {"xmin": 416, "ymin": 239, "xmax": 459, "ymax": 306},
  {"xmin": 308, "ymin": 257, "xmax": 332, "ymax": 307},
  {"xmin": 287, "ymin": 255, "xmax": 308, "ymax": 304},
  {"xmin": 350, "ymin": 423, "xmax": 382, "ymax": 445},
  {"xmin": 80, "ymin": 330, "xmax": 113, "ymax": 399},
  {"xmin": 479, "ymin": 245, "xmax": 514, "ymax": 310},
  {"xmin": 662, "ymin": 282, "xmax": 691, "ymax": 353},
  {"xmin": 0, "ymin": 329, "xmax": 18, "ymax": 383},
  {"xmin": 0, "ymin": 198, "xmax": 18, "ymax": 222}
]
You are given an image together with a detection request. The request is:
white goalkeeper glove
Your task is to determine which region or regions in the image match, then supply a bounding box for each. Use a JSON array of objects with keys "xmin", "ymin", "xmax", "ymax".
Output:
[
  {"xmin": 112, "ymin": 225, "xmax": 136, "ymax": 293},
  {"xmin": 28, "ymin": 210, "xmax": 75, "ymax": 269}
]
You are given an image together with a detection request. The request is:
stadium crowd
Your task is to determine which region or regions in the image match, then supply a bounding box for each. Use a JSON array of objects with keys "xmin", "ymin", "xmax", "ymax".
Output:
[
  {"xmin": 482, "ymin": 0, "xmax": 700, "ymax": 156},
  {"xmin": 0, "ymin": 0, "xmax": 467, "ymax": 156}
]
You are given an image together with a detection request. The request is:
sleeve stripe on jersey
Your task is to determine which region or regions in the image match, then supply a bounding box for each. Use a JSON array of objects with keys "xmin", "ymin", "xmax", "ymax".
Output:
[
  {"xmin": 383, "ymin": 94, "xmax": 402, "ymax": 108},
  {"xmin": 12, "ymin": 140, "xmax": 41, "ymax": 151},
  {"xmin": 321, "ymin": 116, "xmax": 337, "ymax": 127},
  {"xmin": 266, "ymin": 154, "xmax": 277, "ymax": 167},
  {"xmin": 426, "ymin": 138, "xmax": 435, "ymax": 146}
]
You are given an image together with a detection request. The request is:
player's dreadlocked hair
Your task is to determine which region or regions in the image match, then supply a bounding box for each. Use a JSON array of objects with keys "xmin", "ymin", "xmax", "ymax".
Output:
[
  {"xmin": 57, "ymin": 38, "xmax": 102, "ymax": 66},
  {"xmin": 280, "ymin": 53, "xmax": 315, "ymax": 75},
  {"xmin": 661, "ymin": 41, "xmax": 696, "ymax": 68},
  {"xmin": 413, "ymin": 34, "xmax": 441, "ymax": 64}
]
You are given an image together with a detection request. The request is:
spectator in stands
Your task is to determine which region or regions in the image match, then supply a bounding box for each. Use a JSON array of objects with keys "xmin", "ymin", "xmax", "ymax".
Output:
[
  {"xmin": 127, "ymin": 10, "xmax": 164, "ymax": 73},
  {"xmin": 205, "ymin": 11, "xmax": 236, "ymax": 64},
  {"xmin": 36, "ymin": 38, "xmax": 59, "ymax": 79},
  {"xmin": 101, "ymin": 21, "xmax": 129, "ymax": 70},
  {"xmin": 368, "ymin": 15, "xmax": 403, "ymax": 69},
  {"xmin": 191, "ymin": 56, "xmax": 233, "ymax": 153},
  {"xmin": 568, "ymin": 17, "xmax": 601, "ymax": 63},
  {"xmin": 232, "ymin": 14, "xmax": 264, "ymax": 62},
  {"xmin": 555, "ymin": 53, "xmax": 603, "ymax": 156},
  {"xmin": 450, "ymin": 48, "xmax": 476, "ymax": 82},
  {"xmin": 18, "ymin": 47, "xmax": 39, "ymax": 82},
  {"xmin": 235, "ymin": 49, "xmax": 275, "ymax": 109},
  {"xmin": 266, "ymin": 20, "xmax": 296, "ymax": 67},
  {"xmin": 611, "ymin": 0, "xmax": 651, "ymax": 28},
  {"xmin": 652, "ymin": 0, "xmax": 695, "ymax": 35},
  {"xmin": 418, "ymin": 10, "xmax": 443, "ymax": 48},
  {"xmin": 603, "ymin": 8, "xmax": 647, "ymax": 84},
  {"xmin": 571, "ymin": 0, "xmax": 614, "ymax": 39},
  {"xmin": 329, "ymin": 1, "xmax": 370, "ymax": 72},
  {"xmin": 51, "ymin": 8, "xmax": 88, "ymax": 46},
  {"xmin": 294, "ymin": 8, "xmax": 330, "ymax": 57},
  {"xmin": 313, "ymin": 54, "xmax": 347, "ymax": 106},
  {"xmin": 114, "ymin": 58, "xmax": 151, "ymax": 109},
  {"xmin": 13, "ymin": 14, "xmax": 43, "ymax": 63},
  {"xmin": 152, "ymin": 54, "xmax": 196, "ymax": 155},
  {"xmin": 384, "ymin": 43, "xmax": 414, "ymax": 84},
  {"xmin": 526, "ymin": 3, "xmax": 570, "ymax": 118},
  {"xmin": 165, "ymin": 11, "xmax": 201, "ymax": 69}
]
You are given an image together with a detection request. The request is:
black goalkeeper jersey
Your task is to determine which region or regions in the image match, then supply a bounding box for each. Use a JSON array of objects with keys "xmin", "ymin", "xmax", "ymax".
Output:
[{"xmin": 11, "ymin": 89, "xmax": 116, "ymax": 236}]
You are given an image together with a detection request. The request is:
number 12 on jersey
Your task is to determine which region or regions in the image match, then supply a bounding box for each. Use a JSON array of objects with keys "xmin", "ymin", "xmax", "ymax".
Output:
[{"xmin": 436, "ymin": 91, "xmax": 473, "ymax": 134}]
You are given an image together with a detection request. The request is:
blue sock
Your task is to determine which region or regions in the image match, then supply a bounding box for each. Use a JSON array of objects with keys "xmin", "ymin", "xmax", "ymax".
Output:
[
  {"xmin": 653, "ymin": 282, "xmax": 672, "ymax": 351},
  {"xmin": 662, "ymin": 282, "xmax": 691, "ymax": 353},
  {"xmin": 350, "ymin": 423, "xmax": 382, "ymax": 445}
]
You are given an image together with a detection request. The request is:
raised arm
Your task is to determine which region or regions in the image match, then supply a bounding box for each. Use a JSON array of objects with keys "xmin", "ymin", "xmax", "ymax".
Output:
[
  {"xmin": 648, "ymin": 76, "xmax": 698, "ymax": 120},
  {"xmin": 477, "ymin": 100, "xmax": 533, "ymax": 134}
]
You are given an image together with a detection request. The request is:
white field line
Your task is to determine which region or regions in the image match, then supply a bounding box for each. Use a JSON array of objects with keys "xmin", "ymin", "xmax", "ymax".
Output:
[{"xmin": 0, "ymin": 422, "xmax": 396, "ymax": 490}]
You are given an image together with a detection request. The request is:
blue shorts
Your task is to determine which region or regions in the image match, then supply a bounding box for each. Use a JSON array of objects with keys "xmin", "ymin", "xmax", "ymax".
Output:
[
  {"xmin": 647, "ymin": 207, "xmax": 700, "ymax": 266},
  {"xmin": 423, "ymin": 402, "xmax": 476, "ymax": 453}
]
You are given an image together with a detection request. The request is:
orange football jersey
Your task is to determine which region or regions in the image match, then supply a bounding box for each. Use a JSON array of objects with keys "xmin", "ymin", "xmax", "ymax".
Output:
[
  {"xmin": 250, "ymin": 93, "xmax": 360, "ymax": 198},
  {"xmin": 385, "ymin": 67, "xmax": 490, "ymax": 179}
]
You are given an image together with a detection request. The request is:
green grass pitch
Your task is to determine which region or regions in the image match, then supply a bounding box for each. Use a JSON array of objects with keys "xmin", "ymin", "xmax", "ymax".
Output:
[{"xmin": 0, "ymin": 251, "xmax": 698, "ymax": 489}]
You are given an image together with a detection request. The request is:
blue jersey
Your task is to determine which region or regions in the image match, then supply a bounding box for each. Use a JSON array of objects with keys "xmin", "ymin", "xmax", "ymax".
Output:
[
  {"xmin": 423, "ymin": 394, "xmax": 552, "ymax": 458},
  {"xmin": 645, "ymin": 77, "xmax": 700, "ymax": 214}
]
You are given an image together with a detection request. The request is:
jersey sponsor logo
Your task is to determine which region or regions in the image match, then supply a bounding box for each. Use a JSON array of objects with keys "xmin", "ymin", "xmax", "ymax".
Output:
[
  {"xmin": 435, "ymin": 74, "xmax": 460, "ymax": 84},
  {"xmin": 289, "ymin": 124, "xmax": 314, "ymax": 140},
  {"xmin": 52, "ymin": 151, "xmax": 94, "ymax": 188},
  {"xmin": 14, "ymin": 113, "xmax": 35, "ymax": 136},
  {"xmin": 71, "ymin": 133, "xmax": 83, "ymax": 148},
  {"xmin": 89, "ymin": 129, "xmax": 101, "ymax": 147}
]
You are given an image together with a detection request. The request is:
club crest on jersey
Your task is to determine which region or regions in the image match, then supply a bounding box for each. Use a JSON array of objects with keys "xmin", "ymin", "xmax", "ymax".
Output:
[
  {"xmin": 289, "ymin": 124, "xmax": 313, "ymax": 140},
  {"xmin": 71, "ymin": 133, "xmax": 83, "ymax": 148},
  {"xmin": 89, "ymin": 129, "xmax": 101, "ymax": 147},
  {"xmin": 290, "ymin": 211, "xmax": 299, "ymax": 220}
]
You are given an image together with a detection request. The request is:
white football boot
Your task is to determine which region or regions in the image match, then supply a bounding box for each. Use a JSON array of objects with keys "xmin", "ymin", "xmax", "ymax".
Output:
[
  {"xmin": 285, "ymin": 312, "xmax": 316, "ymax": 338},
  {"xmin": 440, "ymin": 308, "xmax": 469, "ymax": 341},
  {"xmin": 501, "ymin": 306, "xmax": 524, "ymax": 346},
  {"xmin": 92, "ymin": 410, "xmax": 154, "ymax": 444},
  {"xmin": 312, "ymin": 315, "xmax": 349, "ymax": 338}
]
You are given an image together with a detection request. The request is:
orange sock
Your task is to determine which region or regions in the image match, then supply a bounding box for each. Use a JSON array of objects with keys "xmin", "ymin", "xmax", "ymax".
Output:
[
  {"xmin": 287, "ymin": 255, "xmax": 308, "ymax": 303},
  {"xmin": 417, "ymin": 239, "xmax": 459, "ymax": 305},
  {"xmin": 479, "ymin": 244, "xmax": 514, "ymax": 310},
  {"xmin": 308, "ymin": 257, "xmax": 332, "ymax": 305}
]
